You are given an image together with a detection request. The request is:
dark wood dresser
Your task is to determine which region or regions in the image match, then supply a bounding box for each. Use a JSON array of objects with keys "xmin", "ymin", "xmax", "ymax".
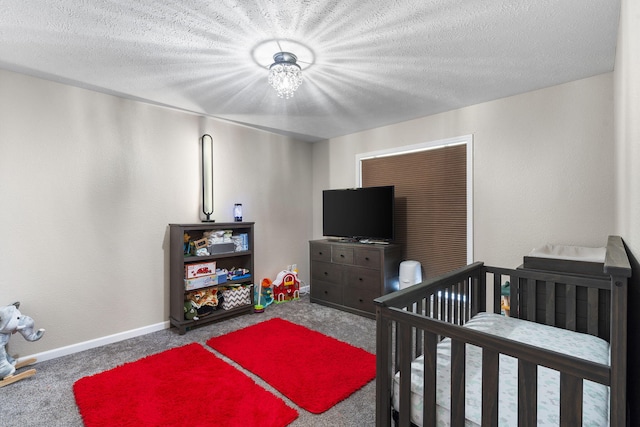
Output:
[{"xmin": 309, "ymin": 239, "xmax": 401, "ymax": 318}]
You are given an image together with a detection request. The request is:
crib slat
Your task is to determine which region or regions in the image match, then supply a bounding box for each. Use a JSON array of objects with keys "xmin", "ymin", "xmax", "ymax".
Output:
[
  {"xmin": 450, "ymin": 339, "xmax": 466, "ymax": 427},
  {"xmin": 560, "ymin": 372, "xmax": 583, "ymax": 426},
  {"xmin": 566, "ymin": 284, "xmax": 577, "ymax": 331},
  {"xmin": 462, "ymin": 278, "xmax": 470, "ymax": 322},
  {"xmin": 526, "ymin": 278, "xmax": 536, "ymax": 321},
  {"xmin": 393, "ymin": 322, "xmax": 400, "ymax": 381},
  {"xmin": 477, "ymin": 272, "xmax": 486, "ymax": 313},
  {"xmin": 462, "ymin": 280, "xmax": 468, "ymax": 321},
  {"xmin": 397, "ymin": 322, "xmax": 412, "ymax": 427},
  {"xmin": 464, "ymin": 277, "xmax": 471, "ymax": 322},
  {"xmin": 545, "ymin": 281, "xmax": 556, "ymax": 326},
  {"xmin": 471, "ymin": 275, "xmax": 479, "ymax": 317},
  {"xmin": 414, "ymin": 299, "xmax": 424, "ymax": 358},
  {"xmin": 454, "ymin": 284, "xmax": 458, "ymax": 321},
  {"xmin": 456, "ymin": 282, "xmax": 464, "ymax": 325},
  {"xmin": 464, "ymin": 280, "xmax": 474, "ymax": 322},
  {"xmin": 423, "ymin": 332, "xmax": 438, "ymax": 427},
  {"xmin": 518, "ymin": 360, "xmax": 537, "ymax": 426},
  {"xmin": 482, "ymin": 349, "xmax": 499, "ymax": 426},
  {"xmin": 446, "ymin": 287, "xmax": 452, "ymax": 322},
  {"xmin": 429, "ymin": 294, "xmax": 436, "ymax": 318},
  {"xmin": 587, "ymin": 287, "xmax": 599, "ymax": 336},
  {"xmin": 449, "ymin": 284, "xmax": 458, "ymax": 325},
  {"xmin": 453, "ymin": 282, "xmax": 460, "ymax": 324},
  {"xmin": 493, "ymin": 273, "xmax": 502, "ymax": 315},
  {"xmin": 375, "ymin": 312, "xmax": 392, "ymax": 427},
  {"xmin": 510, "ymin": 274, "xmax": 520, "ymax": 318}
]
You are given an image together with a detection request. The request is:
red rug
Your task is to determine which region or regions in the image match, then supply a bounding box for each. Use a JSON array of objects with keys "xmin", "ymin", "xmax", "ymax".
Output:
[
  {"xmin": 206, "ymin": 318, "xmax": 376, "ymax": 414},
  {"xmin": 73, "ymin": 343, "xmax": 298, "ymax": 427}
]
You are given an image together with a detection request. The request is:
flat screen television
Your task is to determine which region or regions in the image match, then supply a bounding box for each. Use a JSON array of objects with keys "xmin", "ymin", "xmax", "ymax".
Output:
[{"xmin": 322, "ymin": 185, "xmax": 395, "ymax": 242}]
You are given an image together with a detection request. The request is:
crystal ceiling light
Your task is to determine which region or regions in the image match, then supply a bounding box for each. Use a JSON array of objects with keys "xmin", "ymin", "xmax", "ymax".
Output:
[{"xmin": 268, "ymin": 52, "xmax": 303, "ymax": 99}]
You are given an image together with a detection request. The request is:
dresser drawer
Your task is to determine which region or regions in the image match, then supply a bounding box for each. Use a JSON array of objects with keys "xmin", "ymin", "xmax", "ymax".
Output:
[
  {"xmin": 346, "ymin": 266, "xmax": 382, "ymax": 289},
  {"xmin": 354, "ymin": 247, "xmax": 382, "ymax": 269},
  {"xmin": 310, "ymin": 242, "xmax": 332, "ymax": 262},
  {"xmin": 332, "ymin": 246, "xmax": 354, "ymax": 264},
  {"xmin": 311, "ymin": 280, "xmax": 342, "ymax": 305},
  {"xmin": 343, "ymin": 285, "xmax": 378, "ymax": 313},
  {"xmin": 311, "ymin": 261, "xmax": 344, "ymax": 285}
]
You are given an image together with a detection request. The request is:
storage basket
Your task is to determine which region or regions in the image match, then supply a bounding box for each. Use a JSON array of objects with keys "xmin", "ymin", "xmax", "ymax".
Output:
[{"xmin": 221, "ymin": 285, "xmax": 252, "ymax": 310}]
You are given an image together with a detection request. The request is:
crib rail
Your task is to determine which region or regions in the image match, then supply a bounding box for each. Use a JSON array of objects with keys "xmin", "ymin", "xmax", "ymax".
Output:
[{"xmin": 374, "ymin": 236, "xmax": 631, "ymax": 427}]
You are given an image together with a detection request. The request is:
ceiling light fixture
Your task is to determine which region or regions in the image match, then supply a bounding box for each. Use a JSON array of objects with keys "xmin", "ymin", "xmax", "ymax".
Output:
[{"xmin": 268, "ymin": 52, "xmax": 302, "ymax": 99}]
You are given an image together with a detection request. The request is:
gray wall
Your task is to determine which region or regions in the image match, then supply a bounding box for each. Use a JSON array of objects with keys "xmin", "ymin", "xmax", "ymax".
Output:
[
  {"xmin": 0, "ymin": 68, "xmax": 313, "ymax": 359},
  {"xmin": 313, "ymin": 73, "xmax": 615, "ymax": 268}
]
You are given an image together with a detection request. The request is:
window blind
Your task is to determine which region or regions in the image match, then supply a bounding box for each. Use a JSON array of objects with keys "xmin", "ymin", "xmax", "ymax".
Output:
[{"xmin": 362, "ymin": 144, "xmax": 467, "ymax": 279}]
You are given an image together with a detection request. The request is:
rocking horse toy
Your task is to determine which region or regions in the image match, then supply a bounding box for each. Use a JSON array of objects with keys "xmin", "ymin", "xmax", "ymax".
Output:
[{"xmin": 0, "ymin": 302, "xmax": 45, "ymax": 387}]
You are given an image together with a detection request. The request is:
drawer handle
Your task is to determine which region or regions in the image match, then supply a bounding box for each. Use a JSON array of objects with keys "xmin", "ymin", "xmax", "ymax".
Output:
[
  {"xmin": 318, "ymin": 251, "xmax": 323, "ymax": 255},
  {"xmin": 324, "ymin": 272, "xmax": 329, "ymax": 276},
  {"xmin": 324, "ymin": 290, "xmax": 329, "ymax": 295},
  {"xmin": 358, "ymin": 277, "xmax": 363, "ymax": 282},
  {"xmin": 340, "ymin": 254, "xmax": 345, "ymax": 258},
  {"xmin": 365, "ymin": 257, "xmax": 369, "ymax": 261},
  {"xmin": 359, "ymin": 298, "xmax": 364, "ymax": 303}
]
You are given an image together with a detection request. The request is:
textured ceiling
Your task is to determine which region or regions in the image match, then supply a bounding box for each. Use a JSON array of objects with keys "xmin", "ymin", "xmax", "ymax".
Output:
[{"xmin": 0, "ymin": 0, "xmax": 620, "ymax": 142}]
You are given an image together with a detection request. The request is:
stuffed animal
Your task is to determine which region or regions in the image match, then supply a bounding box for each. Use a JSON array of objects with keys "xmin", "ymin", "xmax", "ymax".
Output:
[
  {"xmin": 0, "ymin": 302, "xmax": 45, "ymax": 381},
  {"xmin": 184, "ymin": 300, "xmax": 199, "ymax": 321},
  {"xmin": 185, "ymin": 288, "xmax": 222, "ymax": 318}
]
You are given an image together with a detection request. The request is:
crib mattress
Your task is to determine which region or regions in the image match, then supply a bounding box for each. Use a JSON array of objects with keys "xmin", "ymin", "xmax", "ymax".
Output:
[{"xmin": 392, "ymin": 312, "xmax": 610, "ymax": 426}]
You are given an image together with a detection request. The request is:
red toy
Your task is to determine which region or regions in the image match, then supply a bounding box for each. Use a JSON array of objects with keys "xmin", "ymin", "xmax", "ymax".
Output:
[{"xmin": 272, "ymin": 270, "xmax": 300, "ymax": 303}]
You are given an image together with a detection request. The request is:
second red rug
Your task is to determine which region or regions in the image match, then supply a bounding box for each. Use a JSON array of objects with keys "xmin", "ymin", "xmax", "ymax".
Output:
[{"xmin": 207, "ymin": 318, "xmax": 376, "ymax": 414}]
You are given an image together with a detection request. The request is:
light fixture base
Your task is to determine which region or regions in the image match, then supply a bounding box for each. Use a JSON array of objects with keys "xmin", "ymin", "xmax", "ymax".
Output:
[{"xmin": 272, "ymin": 52, "xmax": 298, "ymax": 64}]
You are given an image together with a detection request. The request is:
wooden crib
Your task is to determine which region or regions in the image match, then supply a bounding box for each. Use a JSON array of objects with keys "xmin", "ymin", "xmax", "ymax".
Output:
[{"xmin": 374, "ymin": 235, "xmax": 631, "ymax": 426}]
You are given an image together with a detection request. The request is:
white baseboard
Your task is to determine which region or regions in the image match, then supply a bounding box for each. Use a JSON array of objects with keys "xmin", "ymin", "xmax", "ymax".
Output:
[{"xmin": 20, "ymin": 320, "xmax": 171, "ymax": 364}]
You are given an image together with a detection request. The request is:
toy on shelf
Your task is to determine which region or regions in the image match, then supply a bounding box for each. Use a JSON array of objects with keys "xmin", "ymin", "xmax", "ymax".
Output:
[
  {"xmin": 183, "ymin": 232, "xmax": 193, "ymax": 255},
  {"xmin": 184, "ymin": 300, "xmax": 199, "ymax": 321},
  {"xmin": 184, "ymin": 288, "xmax": 221, "ymax": 319},
  {"xmin": 272, "ymin": 270, "xmax": 300, "ymax": 303},
  {"xmin": 228, "ymin": 268, "xmax": 251, "ymax": 281},
  {"xmin": 0, "ymin": 302, "xmax": 45, "ymax": 387}
]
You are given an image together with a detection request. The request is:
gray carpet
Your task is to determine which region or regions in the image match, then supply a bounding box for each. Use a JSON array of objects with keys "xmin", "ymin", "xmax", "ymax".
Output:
[{"xmin": 1, "ymin": 294, "xmax": 377, "ymax": 427}]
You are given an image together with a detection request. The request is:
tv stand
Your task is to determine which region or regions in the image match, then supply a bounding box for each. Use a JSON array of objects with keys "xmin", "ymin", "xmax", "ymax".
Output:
[{"xmin": 309, "ymin": 239, "xmax": 401, "ymax": 318}]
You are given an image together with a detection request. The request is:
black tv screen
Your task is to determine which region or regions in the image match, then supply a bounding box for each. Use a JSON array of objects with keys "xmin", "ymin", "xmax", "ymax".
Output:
[{"xmin": 322, "ymin": 186, "xmax": 394, "ymax": 241}]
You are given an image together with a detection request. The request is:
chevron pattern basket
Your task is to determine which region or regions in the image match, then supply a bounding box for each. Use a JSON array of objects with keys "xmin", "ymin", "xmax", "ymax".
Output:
[{"xmin": 221, "ymin": 285, "xmax": 252, "ymax": 310}]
